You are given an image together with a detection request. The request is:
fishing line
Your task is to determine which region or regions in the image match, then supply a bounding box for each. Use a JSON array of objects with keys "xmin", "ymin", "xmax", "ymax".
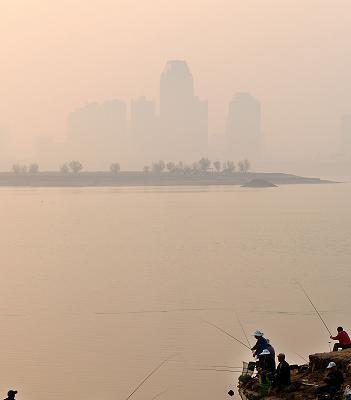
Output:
[
  {"xmin": 293, "ymin": 280, "xmax": 332, "ymax": 336},
  {"xmin": 203, "ymin": 320, "xmax": 251, "ymax": 350},
  {"xmin": 125, "ymin": 355, "xmax": 175, "ymax": 400}
]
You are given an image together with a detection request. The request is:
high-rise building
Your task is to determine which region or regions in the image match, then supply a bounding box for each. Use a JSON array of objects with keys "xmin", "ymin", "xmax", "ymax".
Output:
[
  {"xmin": 130, "ymin": 97, "xmax": 158, "ymax": 164},
  {"xmin": 160, "ymin": 60, "xmax": 208, "ymax": 161},
  {"xmin": 341, "ymin": 114, "xmax": 351, "ymax": 154},
  {"xmin": 67, "ymin": 99, "xmax": 127, "ymax": 168},
  {"xmin": 225, "ymin": 92, "xmax": 261, "ymax": 162}
]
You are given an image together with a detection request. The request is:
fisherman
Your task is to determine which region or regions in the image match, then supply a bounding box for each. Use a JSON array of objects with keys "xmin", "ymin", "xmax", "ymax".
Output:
[
  {"xmin": 272, "ymin": 353, "xmax": 291, "ymax": 391},
  {"xmin": 266, "ymin": 339, "xmax": 275, "ymax": 358},
  {"xmin": 330, "ymin": 327, "xmax": 351, "ymax": 351},
  {"xmin": 3, "ymin": 391, "xmax": 17, "ymax": 400},
  {"xmin": 251, "ymin": 330, "xmax": 269, "ymax": 358},
  {"xmin": 316, "ymin": 362, "xmax": 344, "ymax": 398},
  {"xmin": 257, "ymin": 366, "xmax": 270, "ymax": 397},
  {"xmin": 258, "ymin": 349, "xmax": 276, "ymax": 373}
]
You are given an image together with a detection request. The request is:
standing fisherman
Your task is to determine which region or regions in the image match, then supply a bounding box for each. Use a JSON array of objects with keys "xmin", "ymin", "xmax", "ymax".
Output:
[
  {"xmin": 251, "ymin": 330, "xmax": 269, "ymax": 358},
  {"xmin": 267, "ymin": 339, "xmax": 276, "ymax": 357}
]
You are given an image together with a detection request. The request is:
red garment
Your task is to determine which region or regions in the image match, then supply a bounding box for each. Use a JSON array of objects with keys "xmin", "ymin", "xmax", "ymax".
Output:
[{"xmin": 332, "ymin": 331, "xmax": 351, "ymax": 345}]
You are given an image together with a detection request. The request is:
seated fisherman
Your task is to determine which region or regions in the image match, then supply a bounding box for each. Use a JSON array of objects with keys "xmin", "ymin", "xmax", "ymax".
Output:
[
  {"xmin": 316, "ymin": 362, "xmax": 344, "ymax": 397},
  {"xmin": 273, "ymin": 353, "xmax": 291, "ymax": 391},
  {"xmin": 330, "ymin": 327, "xmax": 351, "ymax": 351}
]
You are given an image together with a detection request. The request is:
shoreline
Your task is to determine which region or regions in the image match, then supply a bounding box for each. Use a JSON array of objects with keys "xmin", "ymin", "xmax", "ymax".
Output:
[{"xmin": 0, "ymin": 172, "xmax": 336, "ymax": 187}]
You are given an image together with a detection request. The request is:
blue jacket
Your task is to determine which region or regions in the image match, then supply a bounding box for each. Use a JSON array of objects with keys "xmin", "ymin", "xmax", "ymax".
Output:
[{"xmin": 251, "ymin": 336, "xmax": 269, "ymax": 356}]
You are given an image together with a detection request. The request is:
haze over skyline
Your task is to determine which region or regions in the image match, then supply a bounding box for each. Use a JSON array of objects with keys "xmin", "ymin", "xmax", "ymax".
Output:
[{"xmin": 2, "ymin": 0, "xmax": 351, "ymax": 168}]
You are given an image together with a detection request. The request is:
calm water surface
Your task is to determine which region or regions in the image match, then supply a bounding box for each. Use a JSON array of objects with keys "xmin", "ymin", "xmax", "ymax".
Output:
[{"xmin": 1, "ymin": 183, "xmax": 350, "ymax": 400}]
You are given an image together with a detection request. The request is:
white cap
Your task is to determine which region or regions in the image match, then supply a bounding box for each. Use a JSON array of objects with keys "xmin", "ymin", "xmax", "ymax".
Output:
[
  {"xmin": 252, "ymin": 330, "xmax": 264, "ymax": 337},
  {"xmin": 260, "ymin": 349, "xmax": 271, "ymax": 356},
  {"xmin": 327, "ymin": 362, "xmax": 336, "ymax": 369}
]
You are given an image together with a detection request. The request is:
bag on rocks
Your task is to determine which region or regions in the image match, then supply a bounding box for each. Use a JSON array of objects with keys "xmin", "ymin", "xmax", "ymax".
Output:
[{"xmin": 343, "ymin": 385, "xmax": 351, "ymax": 400}]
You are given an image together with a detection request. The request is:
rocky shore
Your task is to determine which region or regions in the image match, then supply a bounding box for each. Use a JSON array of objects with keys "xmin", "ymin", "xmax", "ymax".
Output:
[{"xmin": 238, "ymin": 350, "xmax": 351, "ymax": 400}]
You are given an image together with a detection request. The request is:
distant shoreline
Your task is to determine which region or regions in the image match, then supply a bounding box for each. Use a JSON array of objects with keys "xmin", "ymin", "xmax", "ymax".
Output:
[{"xmin": 0, "ymin": 171, "xmax": 336, "ymax": 187}]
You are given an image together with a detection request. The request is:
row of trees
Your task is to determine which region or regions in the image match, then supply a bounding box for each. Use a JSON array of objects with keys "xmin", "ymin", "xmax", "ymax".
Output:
[
  {"xmin": 11, "ymin": 161, "xmax": 121, "ymax": 175},
  {"xmin": 145, "ymin": 158, "xmax": 251, "ymax": 174},
  {"xmin": 12, "ymin": 163, "xmax": 39, "ymax": 174},
  {"xmin": 10, "ymin": 158, "xmax": 250, "ymax": 175}
]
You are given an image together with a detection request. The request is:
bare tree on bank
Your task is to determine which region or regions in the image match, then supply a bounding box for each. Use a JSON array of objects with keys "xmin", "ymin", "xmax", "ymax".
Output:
[
  {"xmin": 213, "ymin": 161, "xmax": 221, "ymax": 173},
  {"xmin": 12, "ymin": 164, "xmax": 27, "ymax": 174},
  {"xmin": 183, "ymin": 165, "xmax": 192, "ymax": 175},
  {"xmin": 29, "ymin": 163, "xmax": 39, "ymax": 174},
  {"xmin": 152, "ymin": 160, "xmax": 166, "ymax": 174},
  {"xmin": 60, "ymin": 163, "xmax": 69, "ymax": 174},
  {"xmin": 166, "ymin": 162, "xmax": 176, "ymax": 173},
  {"xmin": 68, "ymin": 160, "xmax": 83, "ymax": 174},
  {"xmin": 223, "ymin": 161, "xmax": 236, "ymax": 175},
  {"xmin": 191, "ymin": 161, "xmax": 200, "ymax": 174},
  {"xmin": 198, "ymin": 157, "xmax": 211, "ymax": 172},
  {"xmin": 175, "ymin": 161, "xmax": 184, "ymax": 174},
  {"xmin": 110, "ymin": 162, "xmax": 120, "ymax": 174},
  {"xmin": 238, "ymin": 159, "xmax": 250, "ymax": 173}
]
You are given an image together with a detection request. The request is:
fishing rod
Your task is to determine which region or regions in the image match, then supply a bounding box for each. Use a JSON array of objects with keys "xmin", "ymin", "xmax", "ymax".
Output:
[
  {"xmin": 235, "ymin": 312, "xmax": 251, "ymax": 348},
  {"xmin": 203, "ymin": 320, "xmax": 251, "ymax": 350},
  {"xmin": 197, "ymin": 368, "xmax": 242, "ymax": 373},
  {"xmin": 293, "ymin": 352, "xmax": 308, "ymax": 363},
  {"xmin": 151, "ymin": 389, "xmax": 168, "ymax": 400},
  {"xmin": 125, "ymin": 356, "xmax": 173, "ymax": 400},
  {"xmin": 95, "ymin": 307, "xmax": 230, "ymax": 316},
  {"xmin": 294, "ymin": 281, "xmax": 332, "ymax": 336},
  {"xmin": 207, "ymin": 364, "xmax": 242, "ymax": 369}
]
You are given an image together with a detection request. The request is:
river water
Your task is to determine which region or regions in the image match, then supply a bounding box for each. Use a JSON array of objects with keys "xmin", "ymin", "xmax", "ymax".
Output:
[{"xmin": 1, "ymin": 183, "xmax": 350, "ymax": 400}]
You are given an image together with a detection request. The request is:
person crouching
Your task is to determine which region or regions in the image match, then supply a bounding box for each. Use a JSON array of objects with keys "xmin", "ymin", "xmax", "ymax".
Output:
[{"xmin": 315, "ymin": 362, "xmax": 344, "ymax": 398}]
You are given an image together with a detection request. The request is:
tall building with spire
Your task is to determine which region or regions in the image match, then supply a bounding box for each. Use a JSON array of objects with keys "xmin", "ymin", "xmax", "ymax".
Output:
[{"xmin": 160, "ymin": 60, "xmax": 208, "ymax": 161}]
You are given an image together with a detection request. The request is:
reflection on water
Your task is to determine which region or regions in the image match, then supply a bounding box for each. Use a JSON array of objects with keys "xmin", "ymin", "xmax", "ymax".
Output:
[{"xmin": 0, "ymin": 183, "xmax": 350, "ymax": 400}]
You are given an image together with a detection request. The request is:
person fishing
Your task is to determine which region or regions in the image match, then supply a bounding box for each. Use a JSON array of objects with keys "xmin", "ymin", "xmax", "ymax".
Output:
[
  {"xmin": 3, "ymin": 391, "xmax": 17, "ymax": 400},
  {"xmin": 330, "ymin": 327, "xmax": 351, "ymax": 351},
  {"xmin": 315, "ymin": 362, "xmax": 344, "ymax": 398},
  {"xmin": 258, "ymin": 349, "xmax": 276, "ymax": 373},
  {"xmin": 266, "ymin": 339, "xmax": 276, "ymax": 365},
  {"xmin": 272, "ymin": 353, "xmax": 291, "ymax": 392},
  {"xmin": 251, "ymin": 330, "xmax": 269, "ymax": 358}
]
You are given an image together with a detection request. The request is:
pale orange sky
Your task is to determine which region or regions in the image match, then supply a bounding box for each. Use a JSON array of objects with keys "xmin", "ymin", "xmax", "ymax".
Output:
[{"xmin": 1, "ymin": 0, "xmax": 351, "ymax": 159}]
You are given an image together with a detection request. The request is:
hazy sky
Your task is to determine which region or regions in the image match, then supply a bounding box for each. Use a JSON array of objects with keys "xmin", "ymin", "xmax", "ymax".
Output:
[{"xmin": 1, "ymin": 0, "xmax": 351, "ymax": 158}]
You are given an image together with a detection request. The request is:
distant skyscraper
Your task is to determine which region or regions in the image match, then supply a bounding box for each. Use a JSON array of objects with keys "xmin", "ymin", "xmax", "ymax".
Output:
[
  {"xmin": 341, "ymin": 114, "xmax": 351, "ymax": 154},
  {"xmin": 131, "ymin": 97, "xmax": 158, "ymax": 163},
  {"xmin": 160, "ymin": 60, "xmax": 208, "ymax": 161},
  {"xmin": 67, "ymin": 100, "xmax": 127, "ymax": 168},
  {"xmin": 225, "ymin": 92, "xmax": 261, "ymax": 161}
]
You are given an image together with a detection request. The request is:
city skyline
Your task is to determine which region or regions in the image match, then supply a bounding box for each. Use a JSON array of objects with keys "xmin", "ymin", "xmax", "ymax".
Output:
[
  {"xmin": 2, "ymin": 56, "xmax": 351, "ymax": 172},
  {"xmin": 3, "ymin": 1, "xmax": 351, "ymax": 171},
  {"xmin": 46, "ymin": 60, "xmax": 259, "ymax": 169}
]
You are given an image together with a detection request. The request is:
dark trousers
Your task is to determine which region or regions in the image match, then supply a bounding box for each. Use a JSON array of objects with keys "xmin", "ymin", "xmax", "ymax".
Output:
[
  {"xmin": 333, "ymin": 343, "xmax": 351, "ymax": 351},
  {"xmin": 315, "ymin": 385, "xmax": 339, "ymax": 396}
]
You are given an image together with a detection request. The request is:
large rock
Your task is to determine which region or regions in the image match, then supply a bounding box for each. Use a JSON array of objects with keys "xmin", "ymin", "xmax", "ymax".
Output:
[
  {"xmin": 309, "ymin": 349, "xmax": 351, "ymax": 375},
  {"xmin": 241, "ymin": 178, "xmax": 278, "ymax": 188}
]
